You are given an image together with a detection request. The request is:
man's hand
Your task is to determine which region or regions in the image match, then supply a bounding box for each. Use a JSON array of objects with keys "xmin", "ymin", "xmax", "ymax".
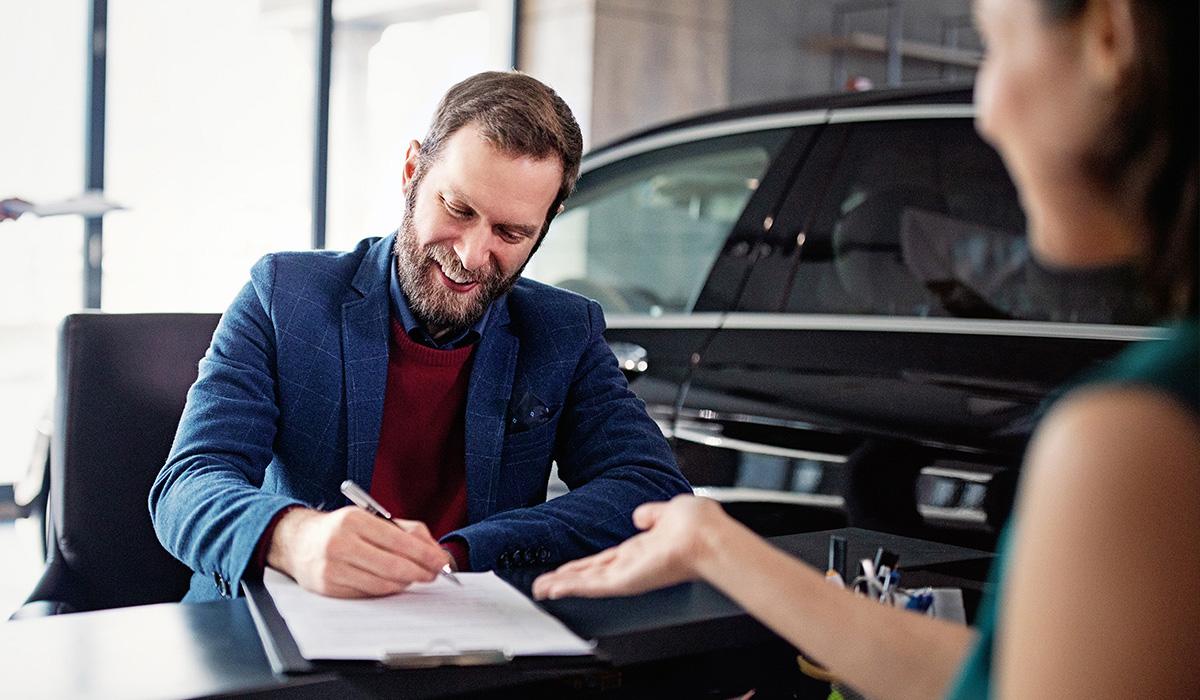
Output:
[{"xmin": 266, "ymin": 506, "xmax": 453, "ymax": 598}]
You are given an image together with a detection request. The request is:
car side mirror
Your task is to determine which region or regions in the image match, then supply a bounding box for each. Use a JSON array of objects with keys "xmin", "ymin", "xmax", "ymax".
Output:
[{"xmin": 608, "ymin": 342, "xmax": 649, "ymax": 382}]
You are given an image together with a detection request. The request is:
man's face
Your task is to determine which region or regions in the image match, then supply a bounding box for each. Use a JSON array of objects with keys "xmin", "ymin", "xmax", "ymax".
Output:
[{"xmin": 395, "ymin": 122, "xmax": 562, "ymax": 336}]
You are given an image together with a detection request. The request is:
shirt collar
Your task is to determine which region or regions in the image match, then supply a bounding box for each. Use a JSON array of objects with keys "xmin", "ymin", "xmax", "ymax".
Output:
[{"xmin": 389, "ymin": 254, "xmax": 492, "ymax": 350}]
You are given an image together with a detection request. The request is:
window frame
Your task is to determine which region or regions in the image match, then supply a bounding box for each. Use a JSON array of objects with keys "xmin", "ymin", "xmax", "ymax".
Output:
[{"xmin": 533, "ymin": 121, "xmax": 813, "ymax": 316}]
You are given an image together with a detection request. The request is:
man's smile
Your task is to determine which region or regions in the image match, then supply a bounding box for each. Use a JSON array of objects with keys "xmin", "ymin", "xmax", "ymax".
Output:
[{"xmin": 434, "ymin": 260, "xmax": 479, "ymax": 293}]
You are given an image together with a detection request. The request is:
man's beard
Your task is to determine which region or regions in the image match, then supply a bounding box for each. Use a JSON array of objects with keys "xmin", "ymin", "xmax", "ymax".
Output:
[{"xmin": 393, "ymin": 186, "xmax": 526, "ymax": 335}]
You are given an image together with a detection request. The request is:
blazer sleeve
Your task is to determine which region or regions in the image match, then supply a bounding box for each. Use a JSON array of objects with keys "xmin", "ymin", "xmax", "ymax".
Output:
[
  {"xmin": 148, "ymin": 254, "xmax": 305, "ymax": 595},
  {"xmin": 446, "ymin": 299, "xmax": 692, "ymax": 571}
]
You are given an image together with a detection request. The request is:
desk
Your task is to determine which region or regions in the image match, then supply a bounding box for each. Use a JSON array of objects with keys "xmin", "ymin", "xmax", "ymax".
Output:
[{"xmin": 0, "ymin": 528, "xmax": 991, "ymax": 699}]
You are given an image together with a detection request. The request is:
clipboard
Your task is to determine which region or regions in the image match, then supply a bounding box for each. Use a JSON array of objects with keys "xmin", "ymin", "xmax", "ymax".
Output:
[
  {"xmin": 242, "ymin": 578, "xmax": 596, "ymax": 676},
  {"xmin": 243, "ymin": 580, "xmax": 317, "ymax": 675}
]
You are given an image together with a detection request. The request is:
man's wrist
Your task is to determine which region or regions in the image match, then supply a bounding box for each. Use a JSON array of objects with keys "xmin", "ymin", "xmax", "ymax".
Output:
[
  {"xmin": 265, "ymin": 506, "xmax": 316, "ymax": 574},
  {"xmin": 441, "ymin": 538, "xmax": 469, "ymax": 572}
]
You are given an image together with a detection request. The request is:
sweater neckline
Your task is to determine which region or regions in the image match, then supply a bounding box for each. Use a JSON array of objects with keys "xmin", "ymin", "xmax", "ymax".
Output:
[{"xmin": 390, "ymin": 319, "xmax": 477, "ymax": 366}]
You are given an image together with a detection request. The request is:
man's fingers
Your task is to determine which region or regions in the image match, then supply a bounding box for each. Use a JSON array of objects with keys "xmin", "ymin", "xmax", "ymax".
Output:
[
  {"xmin": 342, "ymin": 548, "xmax": 439, "ymax": 586},
  {"xmin": 333, "ymin": 534, "xmax": 439, "ymax": 584},
  {"xmin": 352, "ymin": 514, "xmax": 448, "ymax": 574},
  {"xmin": 320, "ymin": 562, "xmax": 411, "ymax": 598},
  {"xmin": 391, "ymin": 531, "xmax": 451, "ymax": 573},
  {"xmin": 394, "ymin": 518, "xmax": 435, "ymax": 544}
]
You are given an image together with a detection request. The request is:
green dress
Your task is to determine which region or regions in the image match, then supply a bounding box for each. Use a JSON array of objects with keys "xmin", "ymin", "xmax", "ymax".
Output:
[{"xmin": 947, "ymin": 320, "xmax": 1199, "ymax": 699}]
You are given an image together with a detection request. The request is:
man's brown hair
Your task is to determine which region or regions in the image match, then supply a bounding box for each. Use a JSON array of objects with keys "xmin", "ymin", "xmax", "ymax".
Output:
[{"xmin": 416, "ymin": 71, "xmax": 583, "ymax": 238}]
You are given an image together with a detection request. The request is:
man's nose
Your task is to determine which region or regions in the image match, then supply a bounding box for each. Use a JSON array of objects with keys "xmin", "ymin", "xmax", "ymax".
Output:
[{"xmin": 453, "ymin": 222, "xmax": 494, "ymax": 273}]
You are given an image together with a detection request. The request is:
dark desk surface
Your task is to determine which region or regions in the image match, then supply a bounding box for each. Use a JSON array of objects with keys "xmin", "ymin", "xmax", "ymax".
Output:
[{"xmin": 0, "ymin": 528, "xmax": 991, "ymax": 699}]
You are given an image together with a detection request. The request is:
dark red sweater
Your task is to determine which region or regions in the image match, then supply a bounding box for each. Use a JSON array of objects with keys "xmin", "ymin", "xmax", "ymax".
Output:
[
  {"xmin": 369, "ymin": 320, "xmax": 474, "ymax": 554},
  {"xmin": 251, "ymin": 319, "xmax": 475, "ymax": 576}
]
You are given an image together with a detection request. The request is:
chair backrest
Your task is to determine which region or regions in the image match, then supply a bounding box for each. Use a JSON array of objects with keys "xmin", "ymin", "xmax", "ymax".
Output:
[{"xmin": 44, "ymin": 312, "xmax": 221, "ymax": 612}]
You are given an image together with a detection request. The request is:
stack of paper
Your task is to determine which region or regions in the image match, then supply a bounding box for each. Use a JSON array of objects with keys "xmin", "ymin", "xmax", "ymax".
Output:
[{"xmin": 263, "ymin": 568, "xmax": 593, "ymax": 662}]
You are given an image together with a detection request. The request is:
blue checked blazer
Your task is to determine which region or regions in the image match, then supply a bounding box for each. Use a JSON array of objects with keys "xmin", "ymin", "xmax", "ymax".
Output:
[{"xmin": 150, "ymin": 234, "xmax": 691, "ymax": 602}]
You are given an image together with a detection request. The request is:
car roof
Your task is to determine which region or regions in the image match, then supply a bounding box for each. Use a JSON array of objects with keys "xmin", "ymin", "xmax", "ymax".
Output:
[{"xmin": 588, "ymin": 82, "xmax": 975, "ymax": 157}]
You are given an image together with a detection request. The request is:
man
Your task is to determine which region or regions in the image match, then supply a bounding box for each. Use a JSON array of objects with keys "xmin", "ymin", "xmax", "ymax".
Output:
[{"xmin": 150, "ymin": 71, "xmax": 691, "ymax": 602}]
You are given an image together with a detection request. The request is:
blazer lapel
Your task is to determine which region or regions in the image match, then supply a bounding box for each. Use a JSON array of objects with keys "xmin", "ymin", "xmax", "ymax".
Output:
[
  {"xmin": 341, "ymin": 235, "xmax": 394, "ymax": 492},
  {"xmin": 464, "ymin": 297, "xmax": 517, "ymax": 524}
]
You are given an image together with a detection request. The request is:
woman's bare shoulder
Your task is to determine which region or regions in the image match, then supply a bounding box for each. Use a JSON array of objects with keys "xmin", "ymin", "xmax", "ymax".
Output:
[{"xmin": 1029, "ymin": 384, "xmax": 1199, "ymax": 494}]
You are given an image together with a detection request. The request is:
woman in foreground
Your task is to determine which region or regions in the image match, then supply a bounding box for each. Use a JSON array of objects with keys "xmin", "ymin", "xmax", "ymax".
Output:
[{"xmin": 534, "ymin": 0, "xmax": 1198, "ymax": 697}]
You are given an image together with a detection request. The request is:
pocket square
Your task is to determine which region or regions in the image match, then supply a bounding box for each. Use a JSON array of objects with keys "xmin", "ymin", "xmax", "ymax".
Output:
[{"xmin": 506, "ymin": 390, "xmax": 555, "ymax": 434}]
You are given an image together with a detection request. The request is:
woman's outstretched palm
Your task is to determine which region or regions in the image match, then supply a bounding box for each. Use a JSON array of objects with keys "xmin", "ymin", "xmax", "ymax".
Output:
[{"xmin": 533, "ymin": 495, "xmax": 726, "ymax": 599}]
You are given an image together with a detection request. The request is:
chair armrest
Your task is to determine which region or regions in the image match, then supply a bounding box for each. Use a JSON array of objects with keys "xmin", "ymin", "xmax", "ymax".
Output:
[
  {"xmin": 13, "ymin": 545, "xmax": 85, "ymax": 619},
  {"xmin": 9, "ymin": 599, "xmax": 78, "ymax": 620}
]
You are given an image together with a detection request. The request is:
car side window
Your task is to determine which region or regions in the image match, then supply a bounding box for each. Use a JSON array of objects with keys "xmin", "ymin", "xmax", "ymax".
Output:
[
  {"xmin": 526, "ymin": 130, "xmax": 791, "ymax": 316},
  {"xmin": 782, "ymin": 120, "xmax": 1151, "ymax": 323}
]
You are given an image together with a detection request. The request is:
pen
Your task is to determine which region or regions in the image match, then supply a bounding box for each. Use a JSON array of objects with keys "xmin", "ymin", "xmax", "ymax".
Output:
[
  {"xmin": 873, "ymin": 547, "xmax": 899, "ymax": 574},
  {"xmin": 855, "ymin": 558, "xmax": 880, "ymax": 597},
  {"xmin": 828, "ymin": 535, "xmax": 847, "ymax": 583},
  {"xmin": 339, "ymin": 479, "xmax": 461, "ymax": 586}
]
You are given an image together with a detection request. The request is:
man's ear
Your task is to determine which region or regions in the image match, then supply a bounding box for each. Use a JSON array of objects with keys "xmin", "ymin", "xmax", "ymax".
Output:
[
  {"xmin": 1081, "ymin": 0, "xmax": 1138, "ymax": 90},
  {"xmin": 401, "ymin": 140, "xmax": 422, "ymax": 194}
]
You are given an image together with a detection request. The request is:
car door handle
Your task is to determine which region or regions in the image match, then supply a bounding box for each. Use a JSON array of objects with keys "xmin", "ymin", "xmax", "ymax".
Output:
[
  {"xmin": 672, "ymin": 424, "xmax": 848, "ymax": 464},
  {"xmin": 608, "ymin": 341, "xmax": 649, "ymax": 380}
]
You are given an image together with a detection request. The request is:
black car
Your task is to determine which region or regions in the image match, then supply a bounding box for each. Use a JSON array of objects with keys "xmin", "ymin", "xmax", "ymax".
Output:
[{"xmin": 524, "ymin": 85, "xmax": 1160, "ymax": 550}]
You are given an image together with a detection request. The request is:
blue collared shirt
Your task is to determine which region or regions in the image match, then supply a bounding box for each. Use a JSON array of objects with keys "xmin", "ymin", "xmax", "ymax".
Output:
[{"xmin": 389, "ymin": 254, "xmax": 492, "ymax": 350}]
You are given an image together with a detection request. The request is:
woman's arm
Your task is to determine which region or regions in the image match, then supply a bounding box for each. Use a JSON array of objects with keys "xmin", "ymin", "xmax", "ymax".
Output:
[
  {"xmin": 995, "ymin": 387, "xmax": 1200, "ymax": 698},
  {"xmin": 534, "ymin": 497, "xmax": 975, "ymax": 700}
]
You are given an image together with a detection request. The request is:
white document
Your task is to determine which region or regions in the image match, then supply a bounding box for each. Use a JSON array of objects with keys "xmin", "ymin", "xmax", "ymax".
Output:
[
  {"xmin": 4, "ymin": 191, "xmax": 125, "ymax": 218},
  {"xmin": 263, "ymin": 568, "xmax": 594, "ymax": 661}
]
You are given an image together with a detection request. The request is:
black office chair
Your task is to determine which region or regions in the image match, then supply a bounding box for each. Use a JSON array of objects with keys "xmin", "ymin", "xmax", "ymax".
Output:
[{"xmin": 10, "ymin": 312, "xmax": 221, "ymax": 619}]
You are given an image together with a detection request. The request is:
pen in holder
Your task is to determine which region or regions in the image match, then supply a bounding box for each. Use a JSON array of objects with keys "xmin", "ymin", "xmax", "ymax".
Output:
[{"xmin": 799, "ymin": 542, "xmax": 966, "ymax": 699}]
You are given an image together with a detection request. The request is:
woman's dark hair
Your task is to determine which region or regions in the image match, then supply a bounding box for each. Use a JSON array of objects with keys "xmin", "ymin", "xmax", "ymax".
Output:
[{"xmin": 1040, "ymin": 0, "xmax": 1198, "ymax": 316}]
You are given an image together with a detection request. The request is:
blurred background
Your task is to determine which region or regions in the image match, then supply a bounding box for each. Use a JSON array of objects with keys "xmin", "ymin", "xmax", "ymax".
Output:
[{"xmin": 0, "ymin": 0, "xmax": 983, "ymax": 614}]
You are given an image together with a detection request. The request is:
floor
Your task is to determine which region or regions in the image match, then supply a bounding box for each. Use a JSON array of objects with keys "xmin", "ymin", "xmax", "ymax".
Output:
[{"xmin": 0, "ymin": 518, "xmax": 44, "ymax": 618}]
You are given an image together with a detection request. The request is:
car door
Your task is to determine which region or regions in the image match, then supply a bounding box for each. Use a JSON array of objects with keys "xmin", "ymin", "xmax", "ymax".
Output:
[
  {"xmin": 527, "ymin": 119, "xmax": 818, "ymax": 438},
  {"xmin": 672, "ymin": 106, "xmax": 1162, "ymax": 544}
]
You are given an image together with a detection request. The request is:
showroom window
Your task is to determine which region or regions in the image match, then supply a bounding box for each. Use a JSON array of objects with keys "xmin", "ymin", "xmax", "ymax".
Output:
[
  {"xmin": 0, "ymin": 2, "xmax": 88, "ymax": 487},
  {"xmin": 778, "ymin": 119, "xmax": 1152, "ymax": 324},
  {"xmin": 323, "ymin": 4, "xmax": 516, "ymax": 251},
  {"xmin": 526, "ymin": 130, "xmax": 791, "ymax": 316},
  {"xmin": 101, "ymin": 0, "xmax": 317, "ymax": 315}
]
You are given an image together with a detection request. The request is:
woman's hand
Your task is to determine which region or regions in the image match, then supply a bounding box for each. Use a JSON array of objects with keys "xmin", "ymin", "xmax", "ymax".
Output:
[{"xmin": 532, "ymin": 495, "xmax": 730, "ymax": 600}]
